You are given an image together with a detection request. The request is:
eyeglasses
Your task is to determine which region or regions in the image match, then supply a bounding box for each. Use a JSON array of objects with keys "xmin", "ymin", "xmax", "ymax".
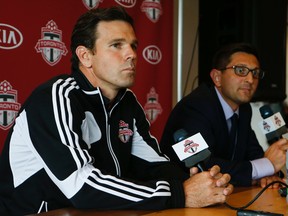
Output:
[{"xmin": 221, "ymin": 65, "xmax": 265, "ymax": 79}]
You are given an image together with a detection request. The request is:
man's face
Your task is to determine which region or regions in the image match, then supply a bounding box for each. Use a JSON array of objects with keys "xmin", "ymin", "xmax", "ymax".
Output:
[
  {"xmin": 217, "ymin": 52, "xmax": 260, "ymax": 110},
  {"xmin": 90, "ymin": 20, "xmax": 138, "ymax": 93}
]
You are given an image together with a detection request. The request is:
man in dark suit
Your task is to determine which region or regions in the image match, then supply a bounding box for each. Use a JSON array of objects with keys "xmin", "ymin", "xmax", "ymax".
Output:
[{"xmin": 160, "ymin": 43, "xmax": 288, "ymax": 187}]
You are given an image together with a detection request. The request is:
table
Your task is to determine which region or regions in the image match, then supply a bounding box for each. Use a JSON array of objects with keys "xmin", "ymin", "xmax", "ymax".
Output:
[
  {"xmin": 27, "ymin": 209, "xmax": 151, "ymax": 216},
  {"xmin": 145, "ymin": 187, "xmax": 287, "ymax": 216},
  {"xmin": 27, "ymin": 186, "xmax": 287, "ymax": 216}
]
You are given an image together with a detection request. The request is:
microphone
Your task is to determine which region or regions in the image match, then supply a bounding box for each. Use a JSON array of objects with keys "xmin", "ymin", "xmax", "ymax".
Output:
[
  {"xmin": 258, "ymin": 104, "xmax": 288, "ymax": 145},
  {"xmin": 259, "ymin": 104, "xmax": 288, "ymax": 179},
  {"xmin": 172, "ymin": 129, "xmax": 211, "ymax": 172},
  {"xmin": 278, "ymin": 187, "xmax": 288, "ymax": 197}
]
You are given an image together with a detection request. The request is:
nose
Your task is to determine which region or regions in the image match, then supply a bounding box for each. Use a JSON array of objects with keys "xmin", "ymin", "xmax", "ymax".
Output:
[
  {"xmin": 244, "ymin": 71, "xmax": 254, "ymax": 83},
  {"xmin": 125, "ymin": 45, "xmax": 137, "ymax": 61}
]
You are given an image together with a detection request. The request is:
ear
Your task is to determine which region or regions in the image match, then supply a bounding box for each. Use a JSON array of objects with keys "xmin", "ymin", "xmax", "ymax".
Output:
[
  {"xmin": 76, "ymin": 46, "xmax": 93, "ymax": 68},
  {"xmin": 210, "ymin": 69, "xmax": 222, "ymax": 87}
]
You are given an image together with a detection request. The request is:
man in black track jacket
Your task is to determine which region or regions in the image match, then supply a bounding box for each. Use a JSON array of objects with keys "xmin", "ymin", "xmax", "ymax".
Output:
[{"xmin": 0, "ymin": 6, "xmax": 233, "ymax": 215}]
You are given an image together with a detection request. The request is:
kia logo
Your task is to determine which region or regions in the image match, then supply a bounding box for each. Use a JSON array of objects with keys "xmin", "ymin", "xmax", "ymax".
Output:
[
  {"xmin": 0, "ymin": 23, "xmax": 23, "ymax": 50},
  {"xmin": 142, "ymin": 45, "xmax": 162, "ymax": 65}
]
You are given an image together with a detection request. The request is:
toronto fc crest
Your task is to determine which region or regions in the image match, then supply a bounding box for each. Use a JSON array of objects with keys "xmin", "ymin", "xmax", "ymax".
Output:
[
  {"xmin": 118, "ymin": 120, "xmax": 133, "ymax": 143},
  {"xmin": 144, "ymin": 87, "xmax": 162, "ymax": 123},
  {"xmin": 273, "ymin": 115, "xmax": 282, "ymax": 126},
  {"xmin": 115, "ymin": 0, "xmax": 136, "ymax": 8},
  {"xmin": 0, "ymin": 80, "xmax": 21, "ymax": 130},
  {"xmin": 82, "ymin": 0, "xmax": 103, "ymax": 9},
  {"xmin": 183, "ymin": 139, "xmax": 199, "ymax": 154},
  {"xmin": 262, "ymin": 120, "xmax": 271, "ymax": 132},
  {"xmin": 35, "ymin": 20, "xmax": 68, "ymax": 66},
  {"xmin": 141, "ymin": 0, "xmax": 163, "ymax": 23}
]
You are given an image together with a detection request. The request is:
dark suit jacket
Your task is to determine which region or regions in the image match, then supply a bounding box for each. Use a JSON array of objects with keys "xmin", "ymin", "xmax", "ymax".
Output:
[{"xmin": 160, "ymin": 83, "xmax": 264, "ymax": 186}]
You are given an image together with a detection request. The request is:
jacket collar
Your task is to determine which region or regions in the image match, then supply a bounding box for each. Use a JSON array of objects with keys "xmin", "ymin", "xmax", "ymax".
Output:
[{"xmin": 72, "ymin": 68, "xmax": 127, "ymax": 106}]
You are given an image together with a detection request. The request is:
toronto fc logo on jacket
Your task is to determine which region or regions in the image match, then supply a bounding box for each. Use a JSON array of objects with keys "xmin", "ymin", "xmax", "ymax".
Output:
[
  {"xmin": 183, "ymin": 139, "xmax": 199, "ymax": 154},
  {"xmin": 0, "ymin": 80, "xmax": 21, "ymax": 130},
  {"xmin": 35, "ymin": 20, "xmax": 68, "ymax": 66},
  {"xmin": 118, "ymin": 120, "xmax": 133, "ymax": 143}
]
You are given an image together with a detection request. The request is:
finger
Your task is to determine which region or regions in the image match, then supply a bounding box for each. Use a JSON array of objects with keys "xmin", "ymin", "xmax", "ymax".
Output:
[
  {"xmin": 223, "ymin": 184, "xmax": 234, "ymax": 196},
  {"xmin": 260, "ymin": 178, "xmax": 267, "ymax": 188},
  {"xmin": 280, "ymin": 144, "xmax": 288, "ymax": 151},
  {"xmin": 209, "ymin": 165, "xmax": 220, "ymax": 177},
  {"xmin": 190, "ymin": 167, "xmax": 199, "ymax": 176},
  {"xmin": 212, "ymin": 172, "xmax": 223, "ymax": 180},
  {"xmin": 259, "ymin": 178, "xmax": 264, "ymax": 186},
  {"xmin": 272, "ymin": 182, "xmax": 280, "ymax": 189},
  {"xmin": 277, "ymin": 138, "xmax": 288, "ymax": 148},
  {"xmin": 278, "ymin": 138, "xmax": 287, "ymax": 144},
  {"xmin": 216, "ymin": 173, "xmax": 231, "ymax": 187}
]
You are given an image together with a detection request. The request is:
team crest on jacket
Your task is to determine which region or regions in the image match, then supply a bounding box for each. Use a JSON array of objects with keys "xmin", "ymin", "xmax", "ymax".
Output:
[
  {"xmin": 141, "ymin": 0, "xmax": 162, "ymax": 23},
  {"xmin": 183, "ymin": 139, "xmax": 199, "ymax": 154},
  {"xmin": 144, "ymin": 87, "xmax": 162, "ymax": 123},
  {"xmin": 0, "ymin": 80, "xmax": 21, "ymax": 130},
  {"xmin": 118, "ymin": 120, "xmax": 133, "ymax": 143},
  {"xmin": 35, "ymin": 20, "xmax": 68, "ymax": 66},
  {"xmin": 82, "ymin": 0, "xmax": 103, "ymax": 9}
]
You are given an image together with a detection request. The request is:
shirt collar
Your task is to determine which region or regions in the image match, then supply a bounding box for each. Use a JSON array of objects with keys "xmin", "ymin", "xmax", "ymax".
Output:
[{"xmin": 214, "ymin": 86, "xmax": 239, "ymax": 120}]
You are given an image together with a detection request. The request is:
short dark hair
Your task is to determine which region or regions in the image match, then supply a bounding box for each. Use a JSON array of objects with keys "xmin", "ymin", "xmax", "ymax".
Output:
[
  {"xmin": 212, "ymin": 42, "xmax": 260, "ymax": 70},
  {"xmin": 70, "ymin": 6, "xmax": 134, "ymax": 71}
]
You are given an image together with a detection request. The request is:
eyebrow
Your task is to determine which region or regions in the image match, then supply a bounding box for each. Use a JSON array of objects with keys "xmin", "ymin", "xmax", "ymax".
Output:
[{"xmin": 110, "ymin": 38, "xmax": 138, "ymax": 46}]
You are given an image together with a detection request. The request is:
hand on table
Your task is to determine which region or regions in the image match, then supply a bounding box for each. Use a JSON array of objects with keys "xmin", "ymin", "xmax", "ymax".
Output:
[{"xmin": 184, "ymin": 165, "xmax": 233, "ymax": 208}]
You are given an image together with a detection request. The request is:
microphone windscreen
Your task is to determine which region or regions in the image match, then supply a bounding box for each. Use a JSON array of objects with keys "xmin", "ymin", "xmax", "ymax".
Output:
[
  {"xmin": 173, "ymin": 129, "xmax": 188, "ymax": 143},
  {"xmin": 259, "ymin": 104, "xmax": 274, "ymax": 119}
]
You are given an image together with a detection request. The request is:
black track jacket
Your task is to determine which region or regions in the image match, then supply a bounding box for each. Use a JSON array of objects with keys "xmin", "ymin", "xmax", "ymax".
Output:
[{"xmin": 0, "ymin": 70, "xmax": 187, "ymax": 215}]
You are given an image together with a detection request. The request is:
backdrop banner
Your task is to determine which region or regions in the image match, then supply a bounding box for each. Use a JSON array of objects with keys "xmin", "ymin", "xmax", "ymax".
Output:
[{"xmin": 0, "ymin": 0, "xmax": 173, "ymax": 152}]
